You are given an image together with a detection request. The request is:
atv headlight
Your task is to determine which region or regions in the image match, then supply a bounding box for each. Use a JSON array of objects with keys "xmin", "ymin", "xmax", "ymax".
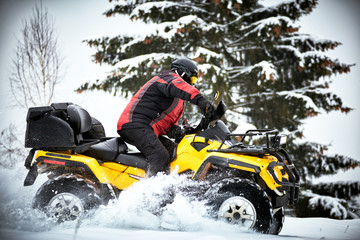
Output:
[{"xmin": 280, "ymin": 135, "xmax": 287, "ymax": 146}]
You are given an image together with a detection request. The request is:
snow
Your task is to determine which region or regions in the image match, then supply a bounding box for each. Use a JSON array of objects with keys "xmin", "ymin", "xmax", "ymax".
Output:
[
  {"xmin": 276, "ymin": 44, "xmax": 343, "ymax": 72},
  {"xmin": 2, "ymin": 218, "xmax": 359, "ymax": 240},
  {"xmin": 131, "ymin": 1, "xmax": 181, "ymax": 18},
  {"xmin": 114, "ymin": 53, "xmax": 178, "ymax": 71},
  {"xmin": 282, "ymin": 34, "xmax": 340, "ymax": 51},
  {"xmin": 197, "ymin": 63, "xmax": 224, "ymax": 80},
  {"xmin": 240, "ymin": 16, "xmax": 299, "ymax": 39},
  {"xmin": 277, "ymin": 90, "xmax": 320, "ymax": 112},
  {"xmin": 276, "ymin": 44, "xmax": 303, "ymax": 59},
  {"xmin": 303, "ymin": 190, "xmax": 348, "ymax": 219},
  {"xmin": 130, "ymin": 1, "xmax": 208, "ymax": 20},
  {"xmin": 1, "ymin": 162, "xmax": 360, "ymax": 240},
  {"xmin": 194, "ymin": 47, "xmax": 222, "ymax": 62},
  {"xmin": 234, "ymin": 121, "xmax": 257, "ymax": 134},
  {"xmin": 229, "ymin": 61, "xmax": 278, "ymax": 81},
  {"xmin": 154, "ymin": 15, "xmax": 217, "ymax": 40}
]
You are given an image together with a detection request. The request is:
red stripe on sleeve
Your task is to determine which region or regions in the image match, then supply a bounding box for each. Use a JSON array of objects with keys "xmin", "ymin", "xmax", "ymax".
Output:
[{"xmin": 172, "ymin": 79, "xmax": 200, "ymax": 100}]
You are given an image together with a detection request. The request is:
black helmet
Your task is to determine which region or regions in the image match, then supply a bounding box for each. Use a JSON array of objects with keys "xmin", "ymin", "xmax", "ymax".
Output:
[{"xmin": 171, "ymin": 58, "xmax": 199, "ymax": 84}]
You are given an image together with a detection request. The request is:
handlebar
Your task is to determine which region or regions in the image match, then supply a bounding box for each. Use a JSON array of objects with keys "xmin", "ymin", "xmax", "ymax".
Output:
[{"xmin": 191, "ymin": 101, "xmax": 227, "ymax": 133}]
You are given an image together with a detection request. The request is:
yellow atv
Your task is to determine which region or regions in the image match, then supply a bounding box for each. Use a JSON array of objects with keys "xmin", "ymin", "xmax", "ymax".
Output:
[{"xmin": 23, "ymin": 101, "xmax": 299, "ymax": 234}]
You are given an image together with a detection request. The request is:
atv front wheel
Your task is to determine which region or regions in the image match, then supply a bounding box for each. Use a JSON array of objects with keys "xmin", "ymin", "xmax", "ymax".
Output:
[
  {"xmin": 33, "ymin": 174, "xmax": 103, "ymax": 223},
  {"xmin": 270, "ymin": 207, "xmax": 285, "ymax": 235},
  {"xmin": 207, "ymin": 178, "xmax": 274, "ymax": 234},
  {"xmin": 218, "ymin": 196, "xmax": 257, "ymax": 228}
]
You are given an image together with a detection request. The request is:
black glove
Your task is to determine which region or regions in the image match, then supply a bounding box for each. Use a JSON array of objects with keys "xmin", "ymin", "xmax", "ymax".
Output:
[
  {"xmin": 184, "ymin": 126, "xmax": 196, "ymax": 134},
  {"xmin": 167, "ymin": 125, "xmax": 184, "ymax": 143},
  {"xmin": 198, "ymin": 99, "xmax": 215, "ymax": 118},
  {"xmin": 181, "ymin": 119, "xmax": 194, "ymax": 134}
]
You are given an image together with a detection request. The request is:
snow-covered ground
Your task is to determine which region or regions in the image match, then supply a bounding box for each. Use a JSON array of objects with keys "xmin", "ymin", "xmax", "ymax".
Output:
[
  {"xmin": 0, "ymin": 161, "xmax": 359, "ymax": 240},
  {"xmin": 2, "ymin": 217, "xmax": 359, "ymax": 240}
]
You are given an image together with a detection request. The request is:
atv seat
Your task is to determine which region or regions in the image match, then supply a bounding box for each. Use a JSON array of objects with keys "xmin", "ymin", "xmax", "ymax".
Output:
[
  {"xmin": 25, "ymin": 102, "xmax": 106, "ymax": 151},
  {"xmin": 83, "ymin": 137, "xmax": 128, "ymax": 162},
  {"xmin": 67, "ymin": 104, "xmax": 92, "ymax": 144},
  {"xmin": 116, "ymin": 153, "xmax": 147, "ymax": 170}
]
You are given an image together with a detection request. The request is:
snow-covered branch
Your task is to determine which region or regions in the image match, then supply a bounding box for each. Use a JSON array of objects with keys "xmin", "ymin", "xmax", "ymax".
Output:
[
  {"xmin": 302, "ymin": 190, "xmax": 349, "ymax": 219},
  {"xmin": 130, "ymin": 1, "xmax": 210, "ymax": 20},
  {"xmin": 114, "ymin": 52, "xmax": 179, "ymax": 72},
  {"xmin": 230, "ymin": 16, "xmax": 299, "ymax": 45},
  {"xmin": 228, "ymin": 60, "xmax": 278, "ymax": 80}
]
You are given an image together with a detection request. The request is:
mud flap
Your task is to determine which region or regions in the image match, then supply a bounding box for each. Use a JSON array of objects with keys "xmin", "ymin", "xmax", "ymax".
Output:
[{"xmin": 24, "ymin": 165, "xmax": 38, "ymax": 186}]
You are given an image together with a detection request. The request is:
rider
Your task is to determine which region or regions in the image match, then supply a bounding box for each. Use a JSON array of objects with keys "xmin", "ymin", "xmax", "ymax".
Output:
[{"xmin": 117, "ymin": 58, "xmax": 215, "ymax": 177}]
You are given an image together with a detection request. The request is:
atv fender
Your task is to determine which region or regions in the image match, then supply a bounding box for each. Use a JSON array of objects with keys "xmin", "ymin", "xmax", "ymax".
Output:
[
  {"xmin": 194, "ymin": 152, "xmax": 286, "ymax": 189},
  {"xmin": 23, "ymin": 150, "xmax": 113, "ymax": 186},
  {"xmin": 193, "ymin": 153, "xmax": 261, "ymax": 180}
]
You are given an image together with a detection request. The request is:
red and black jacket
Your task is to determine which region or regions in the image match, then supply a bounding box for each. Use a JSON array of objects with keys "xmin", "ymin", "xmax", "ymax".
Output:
[{"xmin": 117, "ymin": 70, "xmax": 205, "ymax": 136}]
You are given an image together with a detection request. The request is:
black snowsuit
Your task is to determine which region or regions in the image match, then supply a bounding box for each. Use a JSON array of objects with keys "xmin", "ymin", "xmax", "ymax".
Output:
[{"xmin": 117, "ymin": 70, "xmax": 205, "ymax": 177}]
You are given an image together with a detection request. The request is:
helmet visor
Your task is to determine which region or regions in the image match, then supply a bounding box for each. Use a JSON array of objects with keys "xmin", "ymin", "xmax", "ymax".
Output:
[{"xmin": 190, "ymin": 74, "xmax": 198, "ymax": 84}]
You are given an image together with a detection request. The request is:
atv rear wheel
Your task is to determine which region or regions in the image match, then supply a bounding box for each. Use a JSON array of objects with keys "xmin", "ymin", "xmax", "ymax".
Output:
[
  {"xmin": 207, "ymin": 178, "xmax": 274, "ymax": 234},
  {"xmin": 33, "ymin": 174, "xmax": 103, "ymax": 223},
  {"xmin": 47, "ymin": 192, "xmax": 84, "ymax": 222}
]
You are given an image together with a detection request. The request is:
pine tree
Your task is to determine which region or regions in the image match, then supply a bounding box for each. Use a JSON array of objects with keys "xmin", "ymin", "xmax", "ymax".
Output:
[{"xmin": 78, "ymin": 0, "xmax": 359, "ymax": 218}]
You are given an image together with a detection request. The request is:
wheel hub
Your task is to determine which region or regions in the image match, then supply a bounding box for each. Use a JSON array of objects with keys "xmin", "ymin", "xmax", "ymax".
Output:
[
  {"xmin": 218, "ymin": 196, "xmax": 257, "ymax": 229},
  {"xmin": 47, "ymin": 193, "xmax": 84, "ymax": 222}
]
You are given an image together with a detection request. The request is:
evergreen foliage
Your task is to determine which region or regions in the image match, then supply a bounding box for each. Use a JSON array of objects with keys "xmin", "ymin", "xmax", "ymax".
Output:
[
  {"xmin": 306, "ymin": 182, "xmax": 360, "ymax": 200},
  {"xmin": 78, "ymin": 0, "xmax": 359, "ymax": 218}
]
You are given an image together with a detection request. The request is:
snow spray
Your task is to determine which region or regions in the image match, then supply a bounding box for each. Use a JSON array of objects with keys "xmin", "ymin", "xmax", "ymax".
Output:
[{"xmin": 0, "ymin": 162, "xmax": 240, "ymax": 234}]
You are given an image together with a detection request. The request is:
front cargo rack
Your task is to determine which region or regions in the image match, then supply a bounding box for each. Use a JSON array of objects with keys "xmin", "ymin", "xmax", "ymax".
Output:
[{"xmin": 207, "ymin": 129, "xmax": 286, "ymax": 155}]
